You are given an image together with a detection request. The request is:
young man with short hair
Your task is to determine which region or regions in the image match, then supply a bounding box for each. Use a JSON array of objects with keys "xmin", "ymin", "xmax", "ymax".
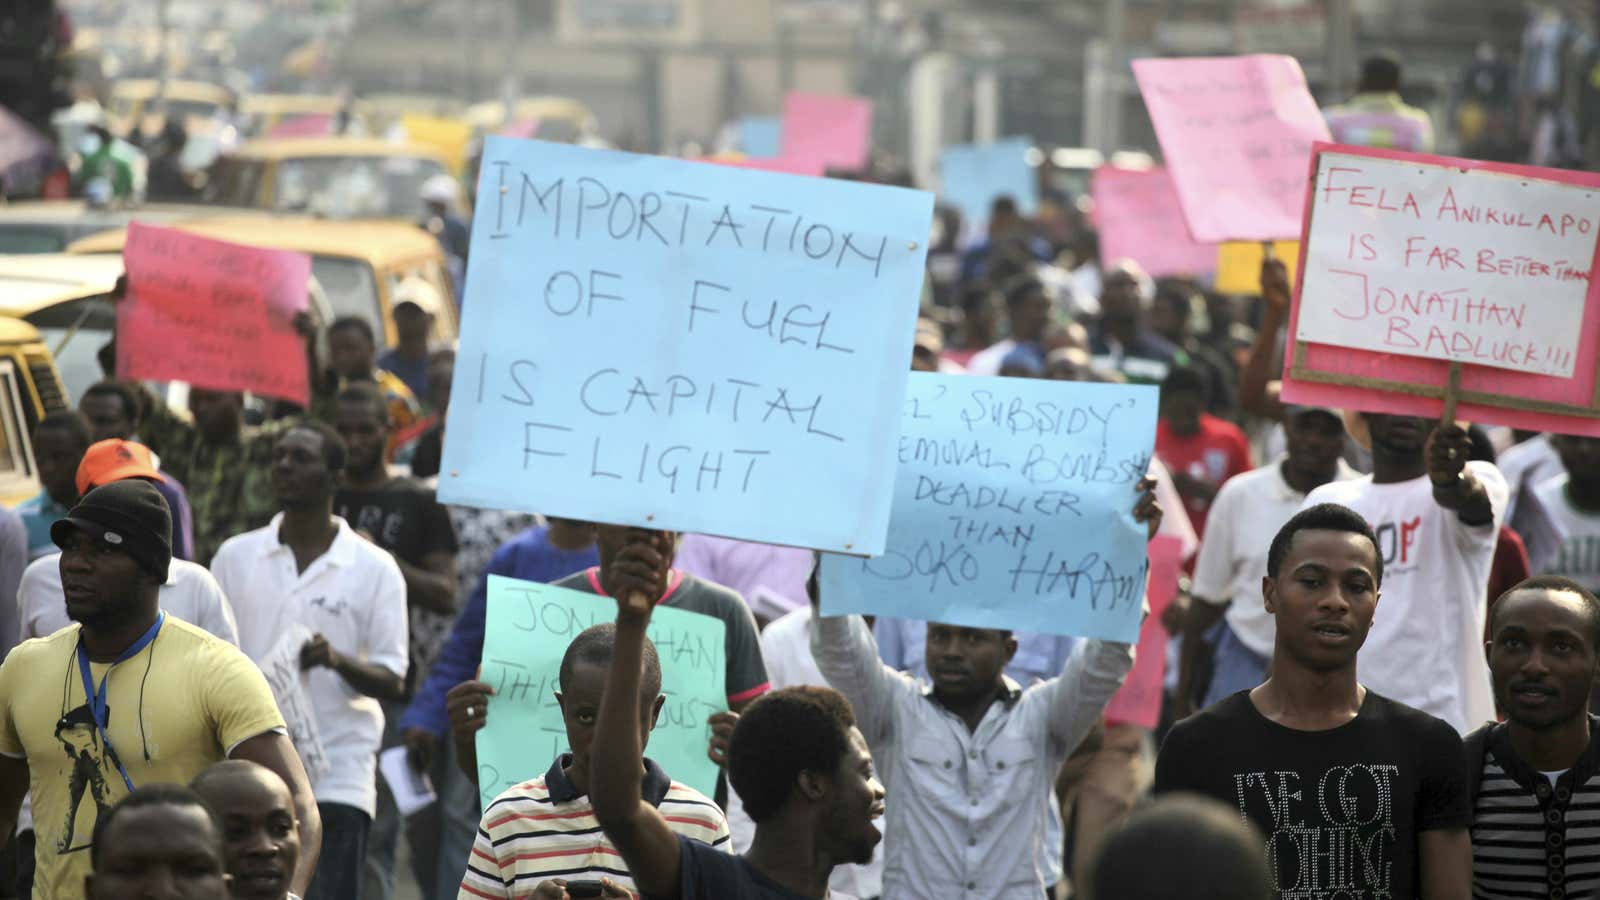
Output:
[
  {"xmin": 811, "ymin": 481, "xmax": 1160, "ymax": 900},
  {"xmin": 1155, "ymin": 503, "xmax": 1472, "ymax": 899},
  {"xmin": 589, "ymin": 533, "xmax": 885, "ymax": 899},
  {"xmin": 210, "ymin": 423, "xmax": 408, "ymax": 900},
  {"xmin": 0, "ymin": 480, "xmax": 321, "ymax": 898},
  {"xmin": 18, "ymin": 411, "xmax": 92, "ymax": 559},
  {"xmin": 318, "ymin": 317, "xmax": 420, "ymax": 438},
  {"xmin": 85, "ymin": 783, "xmax": 232, "ymax": 900},
  {"xmin": 1155, "ymin": 364, "xmax": 1252, "ymax": 540},
  {"xmin": 461, "ymin": 623, "xmax": 729, "ymax": 899},
  {"xmin": 1467, "ymin": 575, "xmax": 1600, "ymax": 899},
  {"xmin": 191, "ymin": 759, "xmax": 303, "ymax": 900}
]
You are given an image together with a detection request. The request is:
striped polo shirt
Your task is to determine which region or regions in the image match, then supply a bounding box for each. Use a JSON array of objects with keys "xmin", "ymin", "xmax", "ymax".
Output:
[
  {"xmin": 459, "ymin": 753, "xmax": 730, "ymax": 899},
  {"xmin": 1469, "ymin": 719, "xmax": 1600, "ymax": 900}
]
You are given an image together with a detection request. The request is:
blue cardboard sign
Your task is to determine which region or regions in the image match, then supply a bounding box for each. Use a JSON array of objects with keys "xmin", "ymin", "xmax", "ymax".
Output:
[
  {"xmin": 475, "ymin": 575, "xmax": 726, "ymax": 807},
  {"xmin": 820, "ymin": 374, "xmax": 1158, "ymax": 642},
  {"xmin": 938, "ymin": 137, "xmax": 1039, "ymax": 237},
  {"xmin": 440, "ymin": 137, "xmax": 933, "ymax": 554}
]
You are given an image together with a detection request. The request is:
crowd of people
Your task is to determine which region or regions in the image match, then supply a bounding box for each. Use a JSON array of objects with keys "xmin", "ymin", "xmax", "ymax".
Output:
[{"xmin": 1, "ymin": 41, "xmax": 1600, "ymax": 900}]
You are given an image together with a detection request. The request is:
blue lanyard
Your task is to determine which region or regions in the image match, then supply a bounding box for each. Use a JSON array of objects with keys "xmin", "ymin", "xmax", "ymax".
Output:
[{"xmin": 75, "ymin": 613, "xmax": 164, "ymax": 793}]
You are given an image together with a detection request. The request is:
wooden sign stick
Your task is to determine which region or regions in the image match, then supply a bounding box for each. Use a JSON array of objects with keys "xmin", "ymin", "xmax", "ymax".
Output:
[{"xmin": 1441, "ymin": 362, "xmax": 1463, "ymax": 426}]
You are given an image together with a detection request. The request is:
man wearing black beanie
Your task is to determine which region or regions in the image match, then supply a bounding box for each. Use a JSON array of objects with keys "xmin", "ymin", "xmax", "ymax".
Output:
[{"xmin": 0, "ymin": 480, "xmax": 324, "ymax": 899}]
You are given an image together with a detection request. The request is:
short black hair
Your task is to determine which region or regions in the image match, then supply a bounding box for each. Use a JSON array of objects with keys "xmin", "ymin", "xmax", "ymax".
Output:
[
  {"xmin": 82, "ymin": 380, "xmax": 143, "ymax": 423},
  {"xmin": 990, "ymin": 195, "xmax": 1019, "ymax": 218},
  {"xmin": 1266, "ymin": 502, "xmax": 1383, "ymax": 586},
  {"xmin": 1085, "ymin": 794, "xmax": 1272, "ymax": 900},
  {"xmin": 728, "ymin": 686, "xmax": 857, "ymax": 823},
  {"xmin": 1492, "ymin": 575, "xmax": 1600, "ymax": 648},
  {"xmin": 286, "ymin": 420, "xmax": 347, "ymax": 474},
  {"xmin": 90, "ymin": 783, "xmax": 222, "ymax": 868},
  {"xmin": 190, "ymin": 758, "xmax": 284, "ymax": 796},
  {"xmin": 336, "ymin": 381, "xmax": 391, "ymax": 428},
  {"xmin": 1002, "ymin": 275, "xmax": 1045, "ymax": 308},
  {"xmin": 558, "ymin": 622, "xmax": 663, "ymax": 701},
  {"xmin": 1159, "ymin": 364, "xmax": 1207, "ymax": 399},
  {"xmin": 327, "ymin": 316, "xmax": 376, "ymax": 346},
  {"xmin": 36, "ymin": 409, "xmax": 91, "ymax": 449},
  {"xmin": 1359, "ymin": 52, "xmax": 1402, "ymax": 92}
]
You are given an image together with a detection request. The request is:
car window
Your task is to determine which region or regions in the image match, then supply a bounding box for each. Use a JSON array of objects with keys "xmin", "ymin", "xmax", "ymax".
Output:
[
  {"xmin": 271, "ymin": 155, "xmax": 447, "ymax": 220},
  {"xmin": 310, "ymin": 256, "xmax": 382, "ymax": 334},
  {"xmin": 0, "ymin": 227, "xmax": 71, "ymax": 254},
  {"xmin": 205, "ymin": 158, "xmax": 264, "ymax": 207}
]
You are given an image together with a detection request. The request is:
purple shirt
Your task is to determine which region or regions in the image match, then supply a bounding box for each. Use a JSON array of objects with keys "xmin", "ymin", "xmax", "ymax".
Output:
[{"xmin": 673, "ymin": 534, "xmax": 813, "ymax": 619}]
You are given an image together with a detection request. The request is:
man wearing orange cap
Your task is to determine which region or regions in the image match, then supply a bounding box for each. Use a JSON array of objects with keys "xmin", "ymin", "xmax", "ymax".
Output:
[{"xmin": 80, "ymin": 380, "xmax": 196, "ymax": 562}]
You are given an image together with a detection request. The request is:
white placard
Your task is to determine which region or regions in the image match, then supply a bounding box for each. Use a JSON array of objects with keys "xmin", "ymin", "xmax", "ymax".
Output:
[
  {"xmin": 258, "ymin": 624, "xmax": 331, "ymax": 786},
  {"xmin": 1295, "ymin": 151, "xmax": 1596, "ymax": 377}
]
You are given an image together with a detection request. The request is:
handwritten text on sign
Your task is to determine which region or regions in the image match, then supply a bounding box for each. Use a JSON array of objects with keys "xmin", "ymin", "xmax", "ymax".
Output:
[
  {"xmin": 475, "ymin": 576, "xmax": 726, "ymax": 807},
  {"xmin": 1295, "ymin": 150, "xmax": 1593, "ymax": 378},
  {"xmin": 1133, "ymin": 54, "xmax": 1331, "ymax": 243},
  {"xmin": 118, "ymin": 222, "xmax": 311, "ymax": 405},
  {"xmin": 820, "ymin": 375, "xmax": 1158, "ymax": 643},
  {"xmin": 439, "ymin": 138, "xmax": 932, "ymax": 554},
  {"xmin": 258, "ymin": 624, "xmax": 330, "ymax": 786}
]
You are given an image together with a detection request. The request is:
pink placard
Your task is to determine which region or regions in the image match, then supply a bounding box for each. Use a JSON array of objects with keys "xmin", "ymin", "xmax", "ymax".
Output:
[
  {"xmin": 779, "ymin": 91, "xmax": 873, "ymax": 173},
  {"xmin": 498, "ymin": 117, "xmax": 541, "ymax": 139},
  {"xmin": 1133, "ymin": 54, "xmax": 1331, "ymax": 243},
  {"xmin": 1092, "ymin": 166, "xmax": 1219, "ymax": 276},
  {"xmin": 1281, "ymin": 142, "xmax": 1600, "ymax": 437},
  {"xmin": 699, "ymin": 154, "xmax": 825, "ymax": 178},
  {"xmin": 1103, "ymin": 535, "xmax": 1184, "ymax": 729},
  {"xmin": 265, "ymin": 114, "xmax": 334, "ymax": 139},
  {"xmin": 118, "ymin": 223, "xmax": 312, "ymax": 405}
]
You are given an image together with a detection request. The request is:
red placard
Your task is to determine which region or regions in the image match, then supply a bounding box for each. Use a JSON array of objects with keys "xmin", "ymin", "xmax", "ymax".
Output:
[
  {"xmin": 1104, "ymin": 534, "xmax": 1185, "ymax": 729},
  {"xmin": 1281, "ymin": 142, "xmax": 1600, "ymax": 437},
  {"xmin": 1092, "ymin": 165, "xmax": 1219, "ymax": 277},
  {"xmin": 117, "ymin": 223, "xmax": 311, "ymax": 405}
]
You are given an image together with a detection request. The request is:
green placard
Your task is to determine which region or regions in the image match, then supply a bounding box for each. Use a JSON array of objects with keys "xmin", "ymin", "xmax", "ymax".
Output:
[{"xmin": 475, "ymin": 575, "xmax": 726, "ymax": 807}]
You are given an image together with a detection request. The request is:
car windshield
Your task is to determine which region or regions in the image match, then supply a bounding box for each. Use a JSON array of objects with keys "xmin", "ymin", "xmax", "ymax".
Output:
[
  {"xmin": 272, "ymin": 155, "xmax": 445, "ymax": 220},
  {"xmin": 310, "ymin": 256, "xmax": 383, "ymax": 334}
]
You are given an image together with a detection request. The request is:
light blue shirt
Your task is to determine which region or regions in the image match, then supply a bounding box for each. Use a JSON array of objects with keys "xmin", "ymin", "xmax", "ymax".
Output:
[{"xmin": 15, "ymin": 490, "xmax": 67, "ymax": 562}]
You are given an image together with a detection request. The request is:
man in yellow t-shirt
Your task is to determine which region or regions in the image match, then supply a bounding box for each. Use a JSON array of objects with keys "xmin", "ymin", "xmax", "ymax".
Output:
[{"xmin": 0, "ymin": 480, "xmax": 323, "ymax": 899}]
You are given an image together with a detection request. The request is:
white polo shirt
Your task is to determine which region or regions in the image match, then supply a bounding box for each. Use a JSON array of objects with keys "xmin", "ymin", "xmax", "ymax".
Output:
[
  {"xmin": 18, "ymin": 554, "xmax": 240, "ymax": 645},
  {"xmin": 1190, "ymin": 457, "xmax": 1359, "ymax": 658},
  {"xmin": 210, "ymin": 514, "xmax": 408, "ymax": 816}
]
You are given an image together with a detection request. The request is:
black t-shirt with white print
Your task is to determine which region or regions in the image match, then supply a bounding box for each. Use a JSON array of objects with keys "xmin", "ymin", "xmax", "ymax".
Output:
[{"xmin": 1154, "ymin": 690, "xmax": 1470, "ymax": 900}]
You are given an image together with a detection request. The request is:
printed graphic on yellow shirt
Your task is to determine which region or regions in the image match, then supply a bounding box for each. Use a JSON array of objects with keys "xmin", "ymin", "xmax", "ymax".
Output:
[{"xmin": 53, "ymin": 703, "xmax": 119, "ymax": 854}]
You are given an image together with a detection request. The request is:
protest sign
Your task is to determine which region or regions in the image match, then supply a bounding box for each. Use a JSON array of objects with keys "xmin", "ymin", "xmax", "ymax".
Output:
[
  {"xmin": 439, "ymin": 137, "xmax": 932, "ymax": 554},
  {"xmin": 118, "ymin": 222, "xmax": 310, "ymax": 405},
  {"xmin": 265, "ymin": 114, "xmax": 333, "ymax": 139},
  {"xmin": 475, "ymin": 575, "xmax": 726, "ymax": 806},
  {"xmin": 701, "ymin": 153, "xmax": 825, "ymax": 178},
  {"xmin": 1103, "ymin": 534, "xmax": 1183, "ymax": 728},
  {"xmin": 258, "ymin": 624, "xmax": 330, "ymax": 785},
  {"xmin": 938, "ymin": 138, "xmax": 1038, "ymax": 237},
  {"xmin": 1091, "ymin": 166, "xmax": 1218, "ymax": 277},
  {"xmin": 1133, "ymin": 54, "xmax": 1330, "ymax": 243},
  {"xmin": 1283, "ymin": 143, "xmax": 1600, "ymax": 437},
  {"xmin": 1214, "ymin": 240, "xmax": 1299, "ymax": 295},
  {"xmin": 738, "ymin": 116, "xmax": 782, "ymax": 158},
  {"xmin": 780, "ymin": 92, "xmax": 873, "ymax": 172},
  {"xmin": 820, "ymin": 374, "xmax": 1159, "ymax": 643}
]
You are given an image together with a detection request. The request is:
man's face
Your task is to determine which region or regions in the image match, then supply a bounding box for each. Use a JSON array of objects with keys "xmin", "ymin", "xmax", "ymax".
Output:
[
  {"xmin": 198, "ymin": 772, "xmax": 300, "ymax": 900},
  {"xmin": 394, "ymin": 307, "xmax": 432, "ymax": 345},
  {"xmin": 1148, "ymin": 296, "xmax": 1189, "ymax": 345},
  {"xmin": 85, "ymin": 804, "xmax": 231, "ymax": 900},
  {"xmin": 1553, "ymin": 435, "xmax": 1600, "ymax": 485},
  {"xmin": 1264, "ymin": 529, "xmax": 1380, "ymax": 671},
  {"xmin": 333, "ymin": 399, "xmax": 387, "ymax": 476},
  {"xmin": 270, "ymin": 429, "xmax": 334, "ymax": 508},
  {"xmin": 1363, "ymin": 413, "xmax": 1430, "ymax": 457},
  {"xmin": 188, "ymin": 390, "xmax": 243, "ymax": 443},
  {"xmin": 556, "ymin": 660, "xmax": 662, "ymax": 788},
  {"xmin": 328, "ymin": 327, "xmax": 375, "ymax": 380},
  {"xmin": 1284, "ymin": 412, "xmax": 1345, "ymax": 477},
  {"xmin": 80, "ymin": 394, "xmax": 135, "ymax": 443},
  {"xmin": 1489, "ymin": 588, "xmax": 1598, "ymax": 730},
  {"xmin": 34, "ymin": 427, "xmax": 87, "ymax": 507},
  {"xmin": 59, "ymin": 525, "xmax": 149, "ymax": 629},
  {"xmin": 1159, "ymin": 389, "xmax": 1204, "ymax": 436},
  {"xmin": 1099, "ymin": 274, "xmax": 1143, "ymax": 330},
  {"xmin": 821, "ymin": 726, "xmax": 886, "ymax": 866},
  {"xmin": 925, "ymin": 623, "xmax": 1016, "ymax": 706},
  {"xmin": 1009, "ymin": 292, "xmax": 1052, "ymax": 342}
]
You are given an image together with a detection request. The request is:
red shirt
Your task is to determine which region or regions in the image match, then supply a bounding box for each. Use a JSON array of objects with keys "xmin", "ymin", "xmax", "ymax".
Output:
[{"xmin": 1155, "ymin": 414, "xmax": 1253, "ymax": 539}]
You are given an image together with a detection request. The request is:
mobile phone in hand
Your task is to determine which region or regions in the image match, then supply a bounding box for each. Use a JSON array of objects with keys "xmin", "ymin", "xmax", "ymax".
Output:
[{"xmin": 565, "ymin": 881, "xmax": 604, "ymax": 898}]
